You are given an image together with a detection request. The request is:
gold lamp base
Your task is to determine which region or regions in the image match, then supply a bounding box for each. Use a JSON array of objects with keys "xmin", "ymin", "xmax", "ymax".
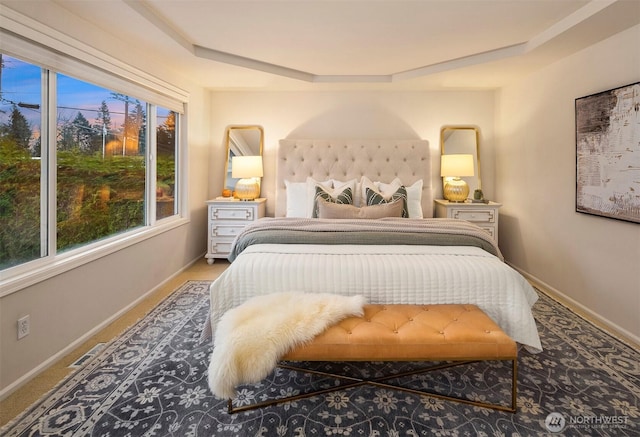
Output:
[
  {"xmin": 234, "ymin": 178, "xmax": 260, "ymax": 201},
  {"xmin": 443, "ymin": 178, "xmax": 469, "ymax": 202}
]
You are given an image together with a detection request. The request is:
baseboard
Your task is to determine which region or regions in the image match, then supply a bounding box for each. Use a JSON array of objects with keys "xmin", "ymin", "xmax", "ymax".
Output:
[
  {"xmin": 510, "ymin": 263, "xmax": 640, "ymax": 350},
  {"xmin": 0, "ymin": 253, "xmax": 206, "ymax": 401}
]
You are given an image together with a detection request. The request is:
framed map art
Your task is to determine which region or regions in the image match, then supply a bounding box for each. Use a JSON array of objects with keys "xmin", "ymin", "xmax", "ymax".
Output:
[{"xmin": 575, "ymin": 82, "xmax": 640, "ymax": 224}]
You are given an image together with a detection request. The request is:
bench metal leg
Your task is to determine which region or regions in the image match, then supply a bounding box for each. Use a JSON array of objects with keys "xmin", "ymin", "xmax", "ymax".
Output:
[{"xmin": 228, "ymin": 359, "xmax": 518, "ymax": 414}]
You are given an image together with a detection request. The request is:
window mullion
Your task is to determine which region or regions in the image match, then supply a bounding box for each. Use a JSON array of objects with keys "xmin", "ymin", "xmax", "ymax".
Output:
[
  {"xmin": 38, "ymin": 68, "xmax": 48, "ymax": 258},
  {"xmin": 147, "ymin": 104, "xmax": 157, "ymax": 226},
  {"xmin": 46, "ymin": 71, "xmax": 57, "ymax": 258},
  {"xmin": 174, "ymin": 115, "xmax": 182, "ymax": 217}
]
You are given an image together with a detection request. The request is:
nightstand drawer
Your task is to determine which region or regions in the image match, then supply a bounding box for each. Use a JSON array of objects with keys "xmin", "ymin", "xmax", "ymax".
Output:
[
  {"xmin": 451, "ymin": 208, "xmax": 495, "ymax": 223},
  {"xmin": 209, "ymin": 239, "xmax": 234, "ymax": 255},
  {"xmin": 211, "ymin": 205, "xmax": 255, "ymax": 221},
  {"xmin": 479, "ymin": 226, "xmax": 495, "ymax": 239},
  {"xmin": 211, "ymin": 224, "xmax": 245, "ymax": 238}
]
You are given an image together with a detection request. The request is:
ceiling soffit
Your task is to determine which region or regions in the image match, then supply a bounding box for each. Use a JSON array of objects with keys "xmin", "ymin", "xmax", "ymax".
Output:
[{"xmin": 122, "ymin": 0, "xmax": 632, "ymax": 84}]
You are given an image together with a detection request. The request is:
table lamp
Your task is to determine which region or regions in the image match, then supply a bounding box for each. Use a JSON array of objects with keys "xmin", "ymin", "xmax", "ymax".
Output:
[
  {"xmin": 232, "ymin": 155, "xmax": 263, "ymax": 200},
  {"xmin": 440, "ymin": 154, "xmax": 474, "ymax": 202}
]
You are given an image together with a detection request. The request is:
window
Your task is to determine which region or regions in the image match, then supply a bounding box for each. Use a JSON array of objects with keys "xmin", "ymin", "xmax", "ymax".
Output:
[
  {"xmin": 0, "ymin": 55, "xmax": 43, "ymax": 269},
  {"xmin": 156, "ymin": 108, "xmax": 177, "ymax": 220},
  {"xmin": 0, "ymin": 53, "xmax": 182, "ymax": 277},
  {"xmin": 56, "ymin": 75, "xmax": 149, "ymax": 252}
]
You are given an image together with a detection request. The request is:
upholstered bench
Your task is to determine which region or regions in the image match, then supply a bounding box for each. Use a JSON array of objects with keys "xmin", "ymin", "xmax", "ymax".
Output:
[{"xmin": 228, "ymin": 303, "xmax": 518, "ymax": 414}]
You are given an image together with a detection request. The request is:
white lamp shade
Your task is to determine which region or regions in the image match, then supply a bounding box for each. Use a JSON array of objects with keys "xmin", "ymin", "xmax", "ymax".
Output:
[
  {"xmin": 232, "ymin": 155, "xmax": 263, "ymax": 178},
  {"xmin": 440, "ymin": 154, "xmax": 474, "ymax": 177}
]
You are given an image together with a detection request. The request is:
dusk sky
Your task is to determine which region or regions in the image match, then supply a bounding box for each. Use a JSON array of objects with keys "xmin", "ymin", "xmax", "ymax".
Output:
[{"xmin": 1, "ymin": 54, "xmax": 170, "ymax": 136}]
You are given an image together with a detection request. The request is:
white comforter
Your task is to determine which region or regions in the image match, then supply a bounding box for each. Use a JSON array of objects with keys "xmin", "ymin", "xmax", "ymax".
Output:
[{"xmin": 208, "ymin": 243, "xmax": 543, "ymax": 353}]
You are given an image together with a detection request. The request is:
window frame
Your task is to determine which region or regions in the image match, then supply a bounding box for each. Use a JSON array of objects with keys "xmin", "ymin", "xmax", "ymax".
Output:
[{"xmin": 0, "ymin": 14, "xmax": 189, "ymax": 297}]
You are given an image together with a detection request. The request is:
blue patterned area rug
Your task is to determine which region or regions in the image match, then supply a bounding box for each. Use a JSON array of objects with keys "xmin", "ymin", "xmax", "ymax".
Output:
[{"xmin": 2, "ymin": 280, "xmax": 638, "ymax": 436}]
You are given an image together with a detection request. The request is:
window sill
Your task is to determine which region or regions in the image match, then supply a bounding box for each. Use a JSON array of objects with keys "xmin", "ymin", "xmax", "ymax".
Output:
[{"xmin": 0, "ymin": 217, "xmax": 189, "ymax": 297}]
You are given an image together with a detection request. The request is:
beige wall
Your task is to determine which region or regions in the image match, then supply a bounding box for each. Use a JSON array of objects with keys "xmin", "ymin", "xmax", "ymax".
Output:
[
  {"xmin": 0, "ymin": 7, "xmax": 211, "ymax": 396},
  {"xmin": 495, "ymin": 25, "xmax": 640, "ymax": 343},
  {"xmin": 210, "ymin": 91, "xmax": 496, "ymax": 217}
]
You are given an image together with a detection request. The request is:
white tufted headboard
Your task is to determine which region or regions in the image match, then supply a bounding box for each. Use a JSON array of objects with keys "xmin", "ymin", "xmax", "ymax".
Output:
[{"xmin": 276, "ymin": 139, "xmax": 433, "ymax": 218}]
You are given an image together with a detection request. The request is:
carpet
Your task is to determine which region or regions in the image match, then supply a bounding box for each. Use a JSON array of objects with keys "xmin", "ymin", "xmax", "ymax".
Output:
[{"xmin": 2, "ymin": 280, "xmax": 638, "ymax": 436}]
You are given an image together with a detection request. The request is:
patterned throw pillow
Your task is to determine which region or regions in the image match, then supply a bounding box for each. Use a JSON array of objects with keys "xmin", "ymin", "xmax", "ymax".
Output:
[
  {"xmin": 366, "ymin": 186, "xmax": 408, "ymax": 218},
  {"xmin": 313, "ymin": 186, "xmax": 353, "ymax": 218}
]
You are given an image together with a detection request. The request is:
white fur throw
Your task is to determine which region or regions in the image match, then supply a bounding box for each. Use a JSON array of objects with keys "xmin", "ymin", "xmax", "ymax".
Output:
[{"xmin": 207, "ymin": 292, "xmax": 366, "ymax": 399}]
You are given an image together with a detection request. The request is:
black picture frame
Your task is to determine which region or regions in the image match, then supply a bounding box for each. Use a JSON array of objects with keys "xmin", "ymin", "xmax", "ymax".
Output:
[{"xmin": 575, "ymin": 82, "xmax": 640, "ymax": 224}]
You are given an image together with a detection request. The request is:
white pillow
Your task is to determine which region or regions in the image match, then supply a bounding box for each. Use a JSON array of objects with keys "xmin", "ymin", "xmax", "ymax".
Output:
[
  {"xmin": 361, "ymin": 176, "xmax": 423, "ymax": 218},
  {"xmin": 405, "ymin": 179, "xmax": 424, "ymax": 218},
  {"xmin": 284, "ymin": 180, "xmax": 308, "ymax": 217},
  {"xmin": 331, "ymin": 179, "xmax": 358, "ymax": 205}
]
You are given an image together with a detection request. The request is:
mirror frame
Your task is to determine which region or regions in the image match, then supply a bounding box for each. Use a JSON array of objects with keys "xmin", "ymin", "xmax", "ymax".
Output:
[
  {"xmin": 224, "ymin": 125, "xmax": 264, "ymax": 192},
  {"xmin": 440, "ymin": 125, "xmax": 481, "ymax": 195}
]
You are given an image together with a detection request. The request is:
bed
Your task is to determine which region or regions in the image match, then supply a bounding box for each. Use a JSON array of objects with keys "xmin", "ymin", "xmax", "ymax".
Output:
[{"xmin": 205, "ymin": 139, "xmax": 542, "ymax": 353}]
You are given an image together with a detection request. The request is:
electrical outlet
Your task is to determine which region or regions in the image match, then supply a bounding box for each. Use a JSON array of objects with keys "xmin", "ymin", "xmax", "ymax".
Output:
[{"xmin": 18, "ymin": 315, "xmax": 30, "ymax": 340}]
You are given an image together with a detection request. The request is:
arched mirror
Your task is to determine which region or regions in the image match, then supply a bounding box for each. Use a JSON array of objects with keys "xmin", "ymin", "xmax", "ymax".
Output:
[
  {"xmin": 440, "ymin": 125, "xmax": 481, "ymax": 198},
  {"xmin": 224, "ymin": 125, "xmax": 264, "ymax": 192}
]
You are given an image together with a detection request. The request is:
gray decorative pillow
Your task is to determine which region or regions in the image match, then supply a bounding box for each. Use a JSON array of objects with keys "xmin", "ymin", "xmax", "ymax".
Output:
[
  {"xmin": 366, "ymin": 186, "xmax": 408, "ymax": 218},
  {"xmin": 317, "ymin": 197, "xmax": 404, "ymax": 219},
  {"xmin": 313, "ymin": 186, "xmax": 353, "ymax": 218}
]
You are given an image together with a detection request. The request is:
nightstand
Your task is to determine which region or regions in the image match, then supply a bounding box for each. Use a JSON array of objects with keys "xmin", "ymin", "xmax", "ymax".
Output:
[
  {"xmin": 205, "ymin": 198, "xmax": 266, "ymax": 264},
  {"xmin": 434, "ymin": 199, "xmax": 502, "ymax": 243}
]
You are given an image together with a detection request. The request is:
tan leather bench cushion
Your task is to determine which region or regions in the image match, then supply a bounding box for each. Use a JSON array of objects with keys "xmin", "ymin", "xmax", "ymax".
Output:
[{"xmin": 282, "ymin": 304, "xmax": 517, "ymax": 362}]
